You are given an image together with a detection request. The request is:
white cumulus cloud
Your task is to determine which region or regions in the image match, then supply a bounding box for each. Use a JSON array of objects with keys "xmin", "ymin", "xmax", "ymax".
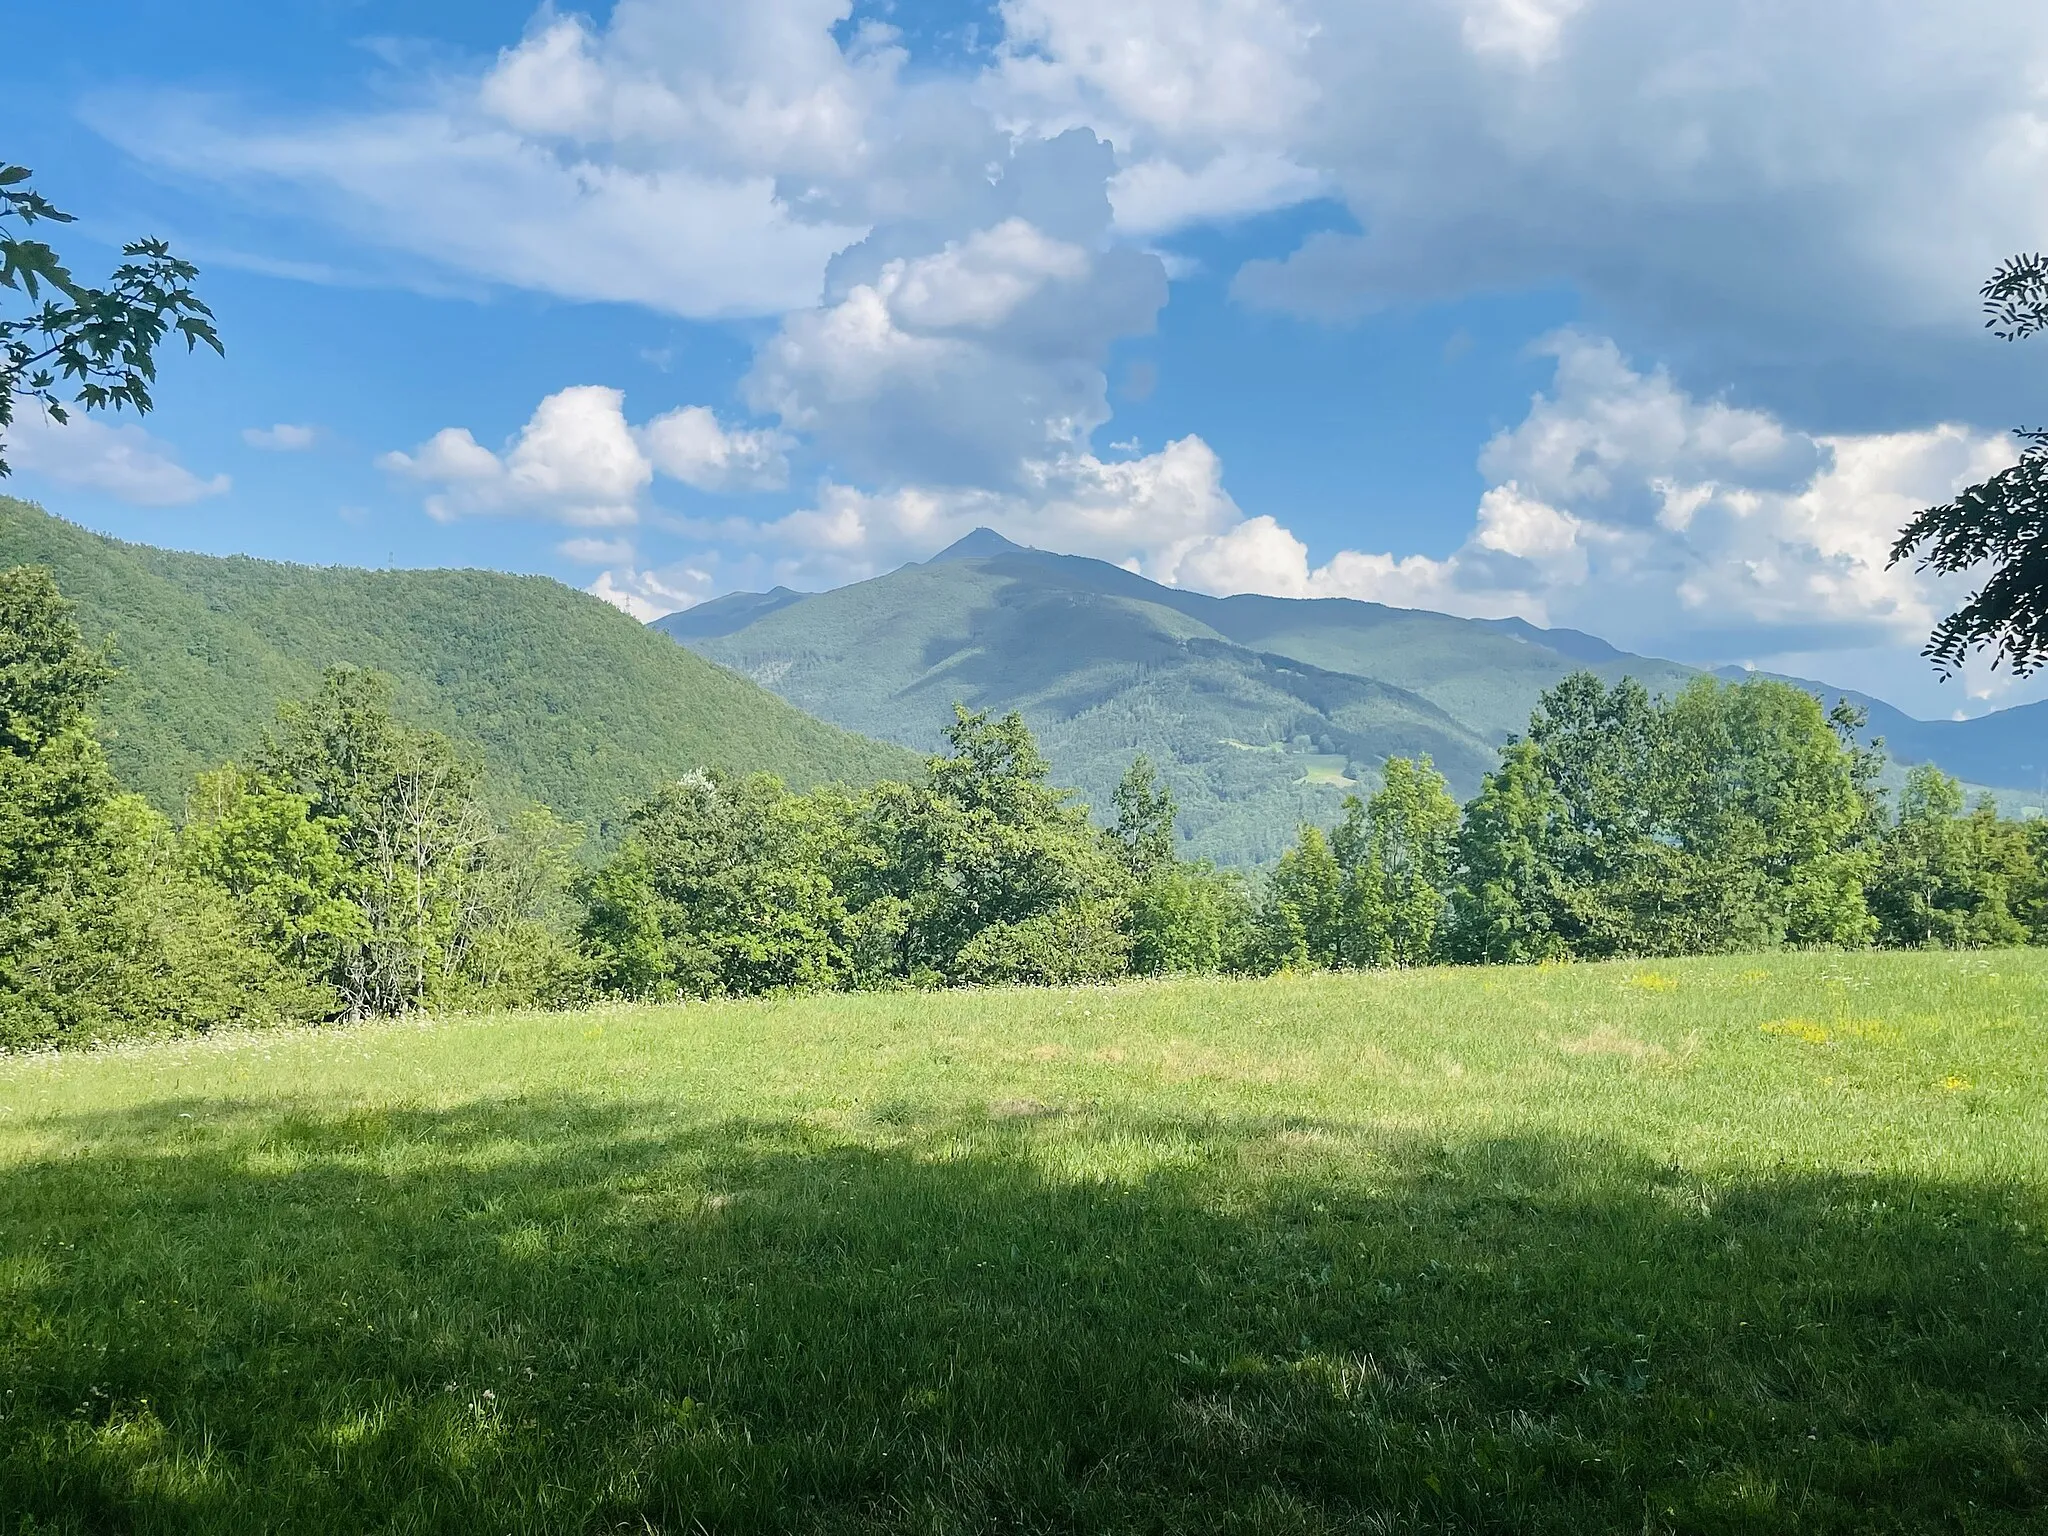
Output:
[
  {"xmin": 1157, "ymin": 332, "xmax": 2033, "ymax": 709},
  {"xmin": 242, "ymin": 423, "xmax": 320, "ymax": 451},
  {"xmin": 744, "ymin": 131, "xmax": 1168, "ymax": 488},
  {"xmin": 639, "ymin": 406, "xmax": 790, "ymax": 493},
  {"xmin": 383, "ymin": 388, "xmax": 785, "ymax": 526},
  {"xmin": 7, "ymin": 405, "xmax": 229, "ymax": 506},
  {"xmin": 588, "ymin": 561, "xmax": 720, "ymax": 622},
  {"xmin": 381, "ymin": 385, "xmax": 649, "ymax": 527},
  {"xmin": 1216, "ymin": 0, "xmax": 2048, "ymax": 412},
  {"xmin": 87, "ymin": 0, "xmax": 2048, "ymax": 715}
]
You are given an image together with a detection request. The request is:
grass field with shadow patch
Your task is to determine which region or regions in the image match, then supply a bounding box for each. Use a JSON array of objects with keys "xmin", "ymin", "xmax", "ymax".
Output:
[{"xmin": 2, "ymin": 952, "xmax": 2044, "ymax": 1532}]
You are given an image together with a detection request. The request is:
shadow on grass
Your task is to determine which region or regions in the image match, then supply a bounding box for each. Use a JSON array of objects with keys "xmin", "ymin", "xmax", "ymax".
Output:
[{"xmin": 1, "ymin": 1094, "xmax": 2044, "ymax": 1534}]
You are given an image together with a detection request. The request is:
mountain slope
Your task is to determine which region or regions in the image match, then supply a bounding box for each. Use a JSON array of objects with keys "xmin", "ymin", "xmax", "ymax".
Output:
[
  {"xmin": 659, "ymin": 530, "xmax": 2048, "ymax": 861},
  {"xmin": 655, "ymin": 534, "xmax": 1615, "ymax": 863},
  {"xmin": 0, "ymin": 498, "xmax": 920, "ymax": 832},
  {"xmin": 679, "ymin": 549, "xmax": 1497, "ymax": 860}
]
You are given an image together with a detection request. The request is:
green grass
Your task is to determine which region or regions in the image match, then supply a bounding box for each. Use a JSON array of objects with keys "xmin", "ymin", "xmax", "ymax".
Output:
[{"xmin": 3, "ymin": 952, "xmax": 2046, "ymax": 1532}]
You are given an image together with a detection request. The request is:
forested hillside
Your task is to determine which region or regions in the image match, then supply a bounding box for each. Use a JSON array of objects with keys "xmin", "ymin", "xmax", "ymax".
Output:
[
  {"xmin": 659, "ymin": 532, "xmax": 1693, "ymax": 863},
  {"xmin": 0, "ymin": 498, "xmax": 919, "ymax": 832},
  {"xmin": 666, "ymin": 545, "xmax": 1488, "ymax": 865},
  {"xmin": 664, "ymin": 530, "xmax": 2048, "ymax": 863},
  {"xmin": 5, "ymin": 549, "xmax": 2044, "ymax": 1052}
]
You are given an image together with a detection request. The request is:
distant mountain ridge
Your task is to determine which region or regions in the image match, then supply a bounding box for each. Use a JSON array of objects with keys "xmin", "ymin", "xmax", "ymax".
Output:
[
  {"xmin": 657, "ymin": 528, "xmax": 2048, "ymax": 864},
  {"xmin": 0, "ymin": 498, "xmax": 920, "ymax": 836},
  {"xmin": 654, "ymin": 530, "xmax": 1685, "ymax": 863}
]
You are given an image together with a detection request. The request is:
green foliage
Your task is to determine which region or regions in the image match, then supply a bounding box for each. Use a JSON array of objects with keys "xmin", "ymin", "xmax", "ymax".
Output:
[
  {"xmin": 588, "ymin": 770, "xmax": 854, "ymax": 1000},
  {"xmin": 1657, "ymin": 675, "xmax": 1878, "ymax": 952},
  {"xmin": 574, "ymin": 839, "xmax": 668, "ymax": 1000},
  {"xmin": 1515, "ymin": 671, "xmax": 1667, "ymax": 954},
  {"xmin": 0, "ymin": 568, "xmax": 316, "ymax": 1046},
  {"xmin": 890, "ymin": 708, "xmax": 1133, "ymax": 983},
  {"xmin": 1129, "ymin": 862, "xmax": 1253, "ymax": 976},
  {"xmin": 1, "ymin": 164, "xmax": 221, "ymax": 479},
  {"xmin": 0, "ymin": 497, "xmax": 921, "ymax": 831},
  {"xmin": 1890, "ymin": 253, "xmax": 2048, "ymax": 675},
  {"xmin": 586, "ymin": 709, "xmax": 1141, "ymax": 998},
  {"xmin": 559, "ymin": 671, "xmax": 2048, "ymax": 1003},
  {"xmin": 458, "ymin": 805, "xmax": 586, "ymax": 1009},
  {"xmin": 1111, "ymin": 752, "xmax": 1256, "ymax": 976},
  {"xmin": 250, "ymin": 666, "xmax": 584, "ymax": 1016},
  {"xmin": 1345, "ymin": 755, "xmax": 1461, "ymax": 964},
  {"xmin": 180, "ymin": 765, "xmax": 360, "ymax": 985},
  {"xmin": 952, "ymin": 896, "xmax": 1132, "ymax": 986},
  {"xmin": 1434, "ymin": 672, "xmax": 1884, "ymax": 962},
  {"xmin": 1869, "ymin": 766, "xmax": 2036, "ymax": 948},
  {"xmin": 1260, "ymin": 756, "xmax": 1461, "ymax": 971},
  {"xmin": 1892, "ymin": 447, "xmax": 2048, "ymax": 675},
  {"xmin": 668, "ymin": 536, "xmax": 1692, "ymax": 866},
  {"xmin": 1110, "ymin": 754, "xmax": 1177, "ymax": 878},
  {"xmin": 0, "ymin": 568, "xmax": 119, "ymax": 904},
  {"xmin": 1258, "ymin": 823, "xmax": 1343, "ymax": 970},
  {"xmin": 1446, "ymin": 742, "xmax": 1573, "ymax": 964},
  {"xmin": 10, "ymin": 541, "xmax": 2048, "ymax": 1048}
]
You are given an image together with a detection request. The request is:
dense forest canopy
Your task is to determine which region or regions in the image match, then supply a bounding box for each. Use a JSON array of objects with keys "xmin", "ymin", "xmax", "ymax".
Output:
[
  {"xmin": 4, "ymin": 561, "xmax": 2043, "ymax": 1050},
  {"xmin": 0, "ymin": 497, "xmax": 920, "ymax": 829}
]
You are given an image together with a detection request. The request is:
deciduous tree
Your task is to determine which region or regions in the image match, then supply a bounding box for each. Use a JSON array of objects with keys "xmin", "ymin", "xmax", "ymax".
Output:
[{"xmin": 1, "ymin": 164, "xmax": 221, "ymax": 478}]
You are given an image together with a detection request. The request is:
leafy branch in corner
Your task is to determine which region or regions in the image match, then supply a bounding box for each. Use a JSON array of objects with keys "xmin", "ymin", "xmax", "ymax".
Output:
[
  {"xmin": 0, "ymin": 162, "xmax": 223, "ymax": 478},
  {"xmin": 1889, "ymin": 253, "xmax": 2048, "ymax": 675}
]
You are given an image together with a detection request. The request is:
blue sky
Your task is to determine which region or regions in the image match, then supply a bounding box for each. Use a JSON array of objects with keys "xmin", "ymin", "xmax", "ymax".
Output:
[{"xmin": 4, "ymin": 0, "xmax": 2045, "ymax": 719}]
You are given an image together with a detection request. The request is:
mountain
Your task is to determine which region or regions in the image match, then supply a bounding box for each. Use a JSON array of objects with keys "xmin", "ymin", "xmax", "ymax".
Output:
[
  {"xmin": 657, "ymin": 530, "xmax": 2048, "ymax": 863},
  {"xmin": 661, "ymin": 585, "xmax": 810, "ymax": 639},
  {"xmin": 653, "ymin": 532, "xmax": 1692, "ymax": 863},
  {"xmin": 0, "ymin": 498, "xmax": 920, "ymax": 834}
]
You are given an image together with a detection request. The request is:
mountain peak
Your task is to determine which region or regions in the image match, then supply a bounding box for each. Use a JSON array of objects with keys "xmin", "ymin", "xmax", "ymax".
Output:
[{"xmin": 929, "ymin": 527, "xmax": 1027, "ymax": 562}]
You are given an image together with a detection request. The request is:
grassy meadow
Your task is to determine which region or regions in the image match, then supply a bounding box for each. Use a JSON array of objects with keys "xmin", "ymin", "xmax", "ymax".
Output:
[{"xmin": 3, "ymin": 952, "xmax": 2046, "ymax": 1533}]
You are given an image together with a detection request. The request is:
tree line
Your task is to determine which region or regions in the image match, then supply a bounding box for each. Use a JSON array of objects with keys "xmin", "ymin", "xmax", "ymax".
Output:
[{"xmin": 4, "ymin": 564, "xmax": 2046, "ymax": 1048}]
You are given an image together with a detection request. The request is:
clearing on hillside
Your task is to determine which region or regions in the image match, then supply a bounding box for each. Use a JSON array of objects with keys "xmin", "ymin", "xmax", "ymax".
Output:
[{"xmin": 2, "ymin": 952, "xmax": 2044, "ymax": 1532}]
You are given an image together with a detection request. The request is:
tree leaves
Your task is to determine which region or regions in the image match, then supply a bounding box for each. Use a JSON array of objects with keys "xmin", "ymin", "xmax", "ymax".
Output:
[
  {"xmin": 1892, "ymin": 447, "xmax": 2048, "ymax": 676},
  {"xmin": 1891, "ymin": 253, "xmax": 2048, "ymax": 674},
  {"xmin": 0, "ymin": 163, "xmax": 221, "ymax": 479},
  {"xmin": 1981, "ymin": 253, "xmax": 2048, "ymax": 343}
]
